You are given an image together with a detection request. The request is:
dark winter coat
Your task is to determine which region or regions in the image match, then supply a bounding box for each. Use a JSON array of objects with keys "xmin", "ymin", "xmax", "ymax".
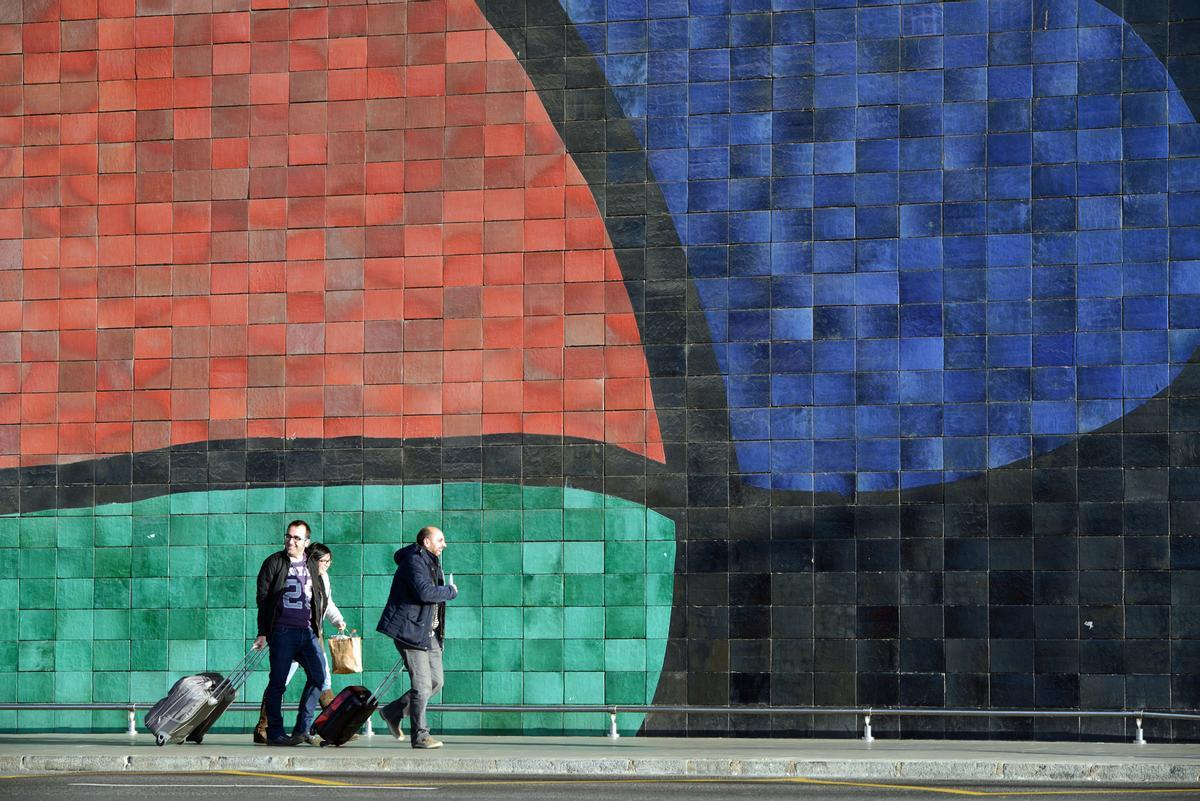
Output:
[
  {"xmin": 376, "ymin": 543, "xmax": 457, "ymax": 650},
  {"xmin": 256, "ymin": 550, "xmax": 328, "ymax": 637}
]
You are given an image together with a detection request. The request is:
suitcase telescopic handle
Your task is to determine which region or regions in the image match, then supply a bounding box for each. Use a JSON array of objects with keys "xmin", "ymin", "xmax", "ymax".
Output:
[
  {"xmin": 211, "ymin": 644, "xmax": 268, "ymax": 699},
  {"xmin": 366, "ymin": 654, "xmax": 409, "ymax": 707}
]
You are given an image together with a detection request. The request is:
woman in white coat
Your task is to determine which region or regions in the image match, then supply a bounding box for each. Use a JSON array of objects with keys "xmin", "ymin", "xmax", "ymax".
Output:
[{"xmin": 288, "ymin": 542, "xmax": 346, "ymax": 704}]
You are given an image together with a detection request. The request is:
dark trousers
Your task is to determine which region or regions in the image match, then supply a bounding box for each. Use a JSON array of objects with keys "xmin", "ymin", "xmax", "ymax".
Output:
[{"xmin": 263, "ymin": 626, "xmax": 324, "ymax": 740}]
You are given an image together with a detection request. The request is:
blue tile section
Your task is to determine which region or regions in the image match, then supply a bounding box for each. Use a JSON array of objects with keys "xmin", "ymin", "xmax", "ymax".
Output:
[{"xmin": 561, "ymin": 0, "xmax": 1200, "ymax": 492}]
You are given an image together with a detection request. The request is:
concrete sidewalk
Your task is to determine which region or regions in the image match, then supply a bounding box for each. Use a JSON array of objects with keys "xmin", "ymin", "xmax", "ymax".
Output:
[{"xmin": 2, "ymin": 733, "xmax": 1199, "ymax": 784}]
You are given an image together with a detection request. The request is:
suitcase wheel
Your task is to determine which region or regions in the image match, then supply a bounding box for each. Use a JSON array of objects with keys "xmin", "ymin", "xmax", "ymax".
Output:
[
  {"xmin": 155, "ymin": 733, "xmax": 168, "ymax": 746},
  {"xmin": 190, "ymin": 736, "xmax": 203, "ymax": 745}
]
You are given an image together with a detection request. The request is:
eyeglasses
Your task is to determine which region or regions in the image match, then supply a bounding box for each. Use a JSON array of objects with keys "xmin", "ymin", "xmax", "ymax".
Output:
[{"xmin": 284, "ymin": 534, "xmax": 306, "ymax": 542}]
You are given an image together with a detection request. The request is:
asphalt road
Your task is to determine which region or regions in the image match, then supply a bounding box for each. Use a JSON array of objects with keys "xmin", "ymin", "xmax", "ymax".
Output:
[{"xmin": 1, "ymin": 772, "xmax": 1199, "ymax": 801}]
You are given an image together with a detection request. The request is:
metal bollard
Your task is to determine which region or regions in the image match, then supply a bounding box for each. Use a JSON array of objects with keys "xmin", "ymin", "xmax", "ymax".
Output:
[
  {"xmin": 608, "ymin": 710, "xmax": 620, "ymax": 740},
  {"xmin": 1134, "ymin": 717, "xmax": 1145, "ymax": 746},
  {"xmin": 862, "ymin": 714, "xmax": 874, "ymax": 743},
  {"xmin": 127, "ymin": 709, "xmax": 137, "ymax": 736}
]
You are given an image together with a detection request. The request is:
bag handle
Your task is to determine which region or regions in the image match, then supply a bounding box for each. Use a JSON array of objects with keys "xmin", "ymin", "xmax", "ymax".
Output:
[
  {"xmin": 210, "ymin": 644, "xmax": 267, "ymax": 701},
  {"xmin": 367, "ymin": 653, "xmax": 408, "ymax": 707}
]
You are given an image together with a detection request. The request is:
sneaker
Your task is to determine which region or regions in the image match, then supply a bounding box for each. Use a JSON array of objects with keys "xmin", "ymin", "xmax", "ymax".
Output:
[
  {"xmin": 411, "ymin": 734, "xmax": 442, "ymax": 749},
  {"xmin": 383, "ymin": 715, "xmax": 407, "ymax": 742},
  {"xmin": 302, "ymin": 733, "xmax": 320, "ymax": 746}
]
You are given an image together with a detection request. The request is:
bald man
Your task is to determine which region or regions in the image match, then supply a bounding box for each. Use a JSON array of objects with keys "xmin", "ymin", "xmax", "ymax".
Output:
[{"xmin": 376, "ymin": 525, "xmax": 457, "ymax": 749}]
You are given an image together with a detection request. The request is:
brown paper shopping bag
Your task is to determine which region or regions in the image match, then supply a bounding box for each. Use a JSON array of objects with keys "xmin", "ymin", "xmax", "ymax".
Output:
[{"xmin": 328, "ymin": 633, "xmax": 363, "ymax": 674}]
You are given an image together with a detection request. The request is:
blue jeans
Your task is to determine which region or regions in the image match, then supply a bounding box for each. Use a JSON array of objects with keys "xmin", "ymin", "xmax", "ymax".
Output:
[
  {"xmin": 286, "ymin": 642, "xmax": 331, "ymax": 691},
  {"xmin": 264, "ymin": 626, "xmax": 325, "ymax": 740}
]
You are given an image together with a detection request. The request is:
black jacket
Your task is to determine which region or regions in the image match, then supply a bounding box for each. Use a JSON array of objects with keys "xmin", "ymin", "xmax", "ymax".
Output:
[
  {"xmin": 256, "ymin": 550, "xmax": 328, "ymax": 637},
  {"xmin": 377, "ymin": 543, "xmax": 457, "ymax": 650}
]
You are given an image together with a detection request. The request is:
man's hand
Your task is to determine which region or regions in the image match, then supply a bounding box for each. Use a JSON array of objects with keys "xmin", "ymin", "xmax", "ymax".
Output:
[
  {"xmin": 253, "ymin": 635, "xmax": 267, "ymax": 650},
  {"xmin": 337, "ymin": 623, "xmax": 347, "ymax": 633}
]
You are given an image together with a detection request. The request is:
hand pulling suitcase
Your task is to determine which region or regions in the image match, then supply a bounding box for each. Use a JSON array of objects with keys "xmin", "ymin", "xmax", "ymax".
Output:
[
  {"xmin": 312, "ymin": 653, "xmax": 407, "ymax": 746},
  {"xmin": 144, "ymin": 645, "xmax": 266, "ymax": 746}
]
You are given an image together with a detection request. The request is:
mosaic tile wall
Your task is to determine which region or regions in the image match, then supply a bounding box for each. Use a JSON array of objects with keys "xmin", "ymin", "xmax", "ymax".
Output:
[
  {"xmin": 3, "ymin": 482, "xmax": 674, "ymax": 734},
  {"xmin": 558, "ymin": 0, "xmax": 1200, "ymax": 495},
  {"xmin": 4, "ymin": 0, "xmax": 1200, "ymax": 739}
]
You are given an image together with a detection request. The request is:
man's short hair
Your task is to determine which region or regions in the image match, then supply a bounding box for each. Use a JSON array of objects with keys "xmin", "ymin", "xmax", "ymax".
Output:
[
  {"xmin": 416, "ymin": 526, "xmax": 439, "ymax": 546},
  {"xmin": 286, "ymin": 519, "xmax": 311, "ymax": 539}
]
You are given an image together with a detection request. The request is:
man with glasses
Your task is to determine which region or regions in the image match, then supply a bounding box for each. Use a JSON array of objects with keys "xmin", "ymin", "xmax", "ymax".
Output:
[{"xmin": 253, "ymin": 519, "xmax": 328, "ymax": 746}]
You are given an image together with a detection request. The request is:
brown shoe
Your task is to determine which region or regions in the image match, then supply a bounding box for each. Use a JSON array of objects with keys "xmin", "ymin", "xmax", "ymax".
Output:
[
  {"xmin": 253, "ymin": 705, "xmax": 268, "ymax": 744},
  {"xmin": 319, "ymin": 689, "xmax": 334, "ymax": 708}
]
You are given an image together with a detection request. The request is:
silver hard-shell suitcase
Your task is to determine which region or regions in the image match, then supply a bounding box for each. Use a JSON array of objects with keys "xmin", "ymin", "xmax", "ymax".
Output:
[{"xmin": 144, "ymin": 646, "xmax": 265, "ymax": 745}]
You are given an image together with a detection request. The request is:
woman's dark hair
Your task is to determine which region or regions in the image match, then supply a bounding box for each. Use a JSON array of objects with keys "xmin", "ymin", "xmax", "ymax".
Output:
[{"xmin": 306, "ymin": 542, "xmax": 331, "ymax": 561}]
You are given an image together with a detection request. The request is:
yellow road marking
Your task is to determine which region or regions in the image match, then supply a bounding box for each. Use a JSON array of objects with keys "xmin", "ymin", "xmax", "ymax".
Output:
[
  {"xmin": 217, "ymin": 770, "xmax": 353, "ymax": 786},
  {"xmin": 3, "ymin": 769, "xmax": 1199, "ymax": 798},
  {"xmin": 781, "ymin": 777, "xmax": 991, "ymax": 795},
  {"xmin": 268, "ymin": 773, "xmax": 1200, "ymax": 798}
]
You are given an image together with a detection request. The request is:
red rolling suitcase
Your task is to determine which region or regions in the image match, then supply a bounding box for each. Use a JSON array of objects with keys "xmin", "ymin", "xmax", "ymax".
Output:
[{"xmin": 312, "ymin": 653, "xmax": 406, "ymax": 746}]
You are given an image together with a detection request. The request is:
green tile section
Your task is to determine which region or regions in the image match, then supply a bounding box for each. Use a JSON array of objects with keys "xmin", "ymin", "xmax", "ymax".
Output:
[{"xmin": 4, "ymin": 484, "xmax": 675, "ymax": 736}]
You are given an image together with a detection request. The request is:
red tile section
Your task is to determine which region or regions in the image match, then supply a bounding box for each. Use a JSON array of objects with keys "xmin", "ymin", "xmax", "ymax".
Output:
[{"xmin": 3, "ymin": 0, "xmax": 664, "ymax": 467}]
